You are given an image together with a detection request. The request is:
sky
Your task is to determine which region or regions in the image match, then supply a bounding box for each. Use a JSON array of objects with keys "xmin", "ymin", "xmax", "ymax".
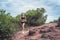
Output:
[{"xmin": 0, "ymin": 0, "xmax": 60, "ymax": 23}]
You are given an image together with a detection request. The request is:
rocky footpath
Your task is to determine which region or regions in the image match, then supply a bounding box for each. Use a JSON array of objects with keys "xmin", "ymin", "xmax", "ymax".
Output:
[{"xmin": 11, "ymin": 23, "xmax": 60, "ymax": 40}]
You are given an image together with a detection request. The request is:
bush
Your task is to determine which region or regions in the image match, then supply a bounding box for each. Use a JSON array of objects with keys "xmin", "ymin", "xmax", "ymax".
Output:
[
  {"xmin": 0, "ymin": 9, "xmax": 20, "ymax": 40},
  {"xmin": 25, "ymin": 8, "xmax": 47, "ymax": 26}
]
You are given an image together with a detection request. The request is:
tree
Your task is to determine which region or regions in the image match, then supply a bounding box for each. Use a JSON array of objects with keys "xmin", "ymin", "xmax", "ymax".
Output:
[
  {"xmin": 50, "ymin": 17, "xmax": 60, "ymax": 23},
  {"xmin": 0, "ymin": 9, "xmax": 19, "ymax": 40},
  {"xmin": 25, "ymin": 8, "xmax": 47, "ymax": 26},
  {"xmin": 58, "ymin": 17, "xmax": 60, "ymax": 22}
]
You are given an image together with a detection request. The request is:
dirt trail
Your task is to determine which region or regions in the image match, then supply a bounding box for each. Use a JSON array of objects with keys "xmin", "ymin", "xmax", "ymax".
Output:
[{"xmin": 12, "ymin": 23, "xmax": 60, "ymax": 40}]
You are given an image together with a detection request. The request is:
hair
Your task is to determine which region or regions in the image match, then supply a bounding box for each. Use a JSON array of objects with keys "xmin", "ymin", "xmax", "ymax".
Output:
[
  {"xmin": 21, "ymin": 13, "xmax": 24, "ymax": 16},
  {"xmin": 21, "ymin": 13, "xmax": 26, "ymax": 19}
]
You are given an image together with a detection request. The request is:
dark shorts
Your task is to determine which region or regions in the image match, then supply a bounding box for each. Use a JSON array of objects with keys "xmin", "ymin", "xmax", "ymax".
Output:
[
  {"xmin": 21, "ymin": 22, "xmax": 25, "ymax": 23},
  {"xmin": 21, "ymin": 19, "xmax": 26, "ymax": 23}
]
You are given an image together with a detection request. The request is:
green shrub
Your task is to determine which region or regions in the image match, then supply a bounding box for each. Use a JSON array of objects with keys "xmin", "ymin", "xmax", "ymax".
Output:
[{"xmin": 25, "ymin": 8, "xmax": 47, "ymax": 26}]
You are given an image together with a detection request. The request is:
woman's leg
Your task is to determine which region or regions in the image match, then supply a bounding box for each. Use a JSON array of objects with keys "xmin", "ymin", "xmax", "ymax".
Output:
[
  {"xmin": 22, "ymin": 23, "xmax": 25, "ymax": 33},
  {"xmin": 23, "ymin": 23, "xmax": 25, "ymax": 30}
]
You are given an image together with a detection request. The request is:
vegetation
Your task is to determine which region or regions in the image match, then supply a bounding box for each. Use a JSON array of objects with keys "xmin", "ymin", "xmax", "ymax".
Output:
[
  {"xmin": 50, "ymin": 17, "xmax": 60, "ymax": 23},
  {"xmin": 0, "ymin": 9, "xmax": 20, "ymax": 40},
  {"xmin": 25, "ymin": 8, "xmax": 47, "ymax": 26}
]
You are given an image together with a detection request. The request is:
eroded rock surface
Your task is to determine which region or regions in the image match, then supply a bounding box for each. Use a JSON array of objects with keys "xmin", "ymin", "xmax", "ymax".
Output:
[{"xmin": 12, "ymin": 23, "xmax": 60, "ymax": 40}]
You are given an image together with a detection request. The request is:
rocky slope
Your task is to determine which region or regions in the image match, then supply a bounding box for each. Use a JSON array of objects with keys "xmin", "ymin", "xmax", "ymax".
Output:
[{"xmin": 11, "ymin": 23, "xmax": 60, "ymax": 40}]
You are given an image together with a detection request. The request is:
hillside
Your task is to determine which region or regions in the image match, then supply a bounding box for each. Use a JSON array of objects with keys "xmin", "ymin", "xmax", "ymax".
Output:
[{"xmin": 11, "ymin": 23, "xmax": 60, "ymax": 40}]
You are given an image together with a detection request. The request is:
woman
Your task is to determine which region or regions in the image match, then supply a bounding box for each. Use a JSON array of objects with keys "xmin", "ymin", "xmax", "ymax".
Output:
[{"xmin": 20, "ymin": 13, "xmax": 26, "ymax": 33}]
